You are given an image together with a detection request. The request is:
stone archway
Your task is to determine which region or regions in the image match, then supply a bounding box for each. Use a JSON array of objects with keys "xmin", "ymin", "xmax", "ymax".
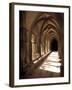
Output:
[
  {"xmin": 19, "ymin": 11, "xmax": 64, "ymax": 79},
  {"xmin": 30, "ymin": 12, "xmax": 64, "ymax": 76}
]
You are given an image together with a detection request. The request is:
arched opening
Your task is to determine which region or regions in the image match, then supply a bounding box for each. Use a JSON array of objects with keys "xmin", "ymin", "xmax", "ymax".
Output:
[{"xmin": 50, "ymin": 39, "xmax": 58, "ymax": 51}]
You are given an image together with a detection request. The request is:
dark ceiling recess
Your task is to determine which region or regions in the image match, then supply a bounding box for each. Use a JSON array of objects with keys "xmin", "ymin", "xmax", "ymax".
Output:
[{"xmin": 50, "ymin": 39, "xmax": 58, "ymax": 51}]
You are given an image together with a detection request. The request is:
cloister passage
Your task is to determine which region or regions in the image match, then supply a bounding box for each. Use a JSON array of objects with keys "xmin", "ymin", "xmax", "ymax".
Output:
[{"xmin": 19, "ymin": 11, "xmax": 64, "ymax": 79}]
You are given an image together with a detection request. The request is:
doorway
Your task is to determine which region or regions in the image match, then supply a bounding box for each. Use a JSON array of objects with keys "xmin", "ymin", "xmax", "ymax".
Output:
[{"xmin": 50, "ymin": 39, "xmax": 58, "ymax": 51}]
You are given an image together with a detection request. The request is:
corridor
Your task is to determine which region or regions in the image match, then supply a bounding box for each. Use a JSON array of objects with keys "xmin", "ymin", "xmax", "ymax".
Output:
[{"xmin": 19, "ymin": 11, "xmax": 64, "ymax": 79}]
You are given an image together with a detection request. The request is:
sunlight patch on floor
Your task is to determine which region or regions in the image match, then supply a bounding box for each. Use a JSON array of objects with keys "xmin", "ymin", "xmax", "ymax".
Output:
[{"xmin": 39, "ymin": 52, "xmax": 61, "ymax": 73}]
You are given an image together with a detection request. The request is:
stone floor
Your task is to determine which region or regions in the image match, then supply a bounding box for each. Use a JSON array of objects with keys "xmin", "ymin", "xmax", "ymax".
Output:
[{"xmin": 23, "ymin": 52, "xmax": 62, "ymax": 79}]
